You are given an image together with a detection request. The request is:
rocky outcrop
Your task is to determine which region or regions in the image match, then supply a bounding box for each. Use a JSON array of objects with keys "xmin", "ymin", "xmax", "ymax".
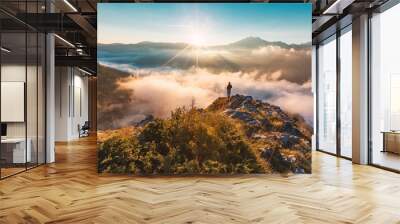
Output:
[
  {"xmin": 207, "ymin": 94, "xmax": 312, "ymax": 173},
  {"xmin": 207, "ymin": 94, "xmax": 311, "ymax": 139},
  {"xmin": 135, "ymin": 115, "xmax": 154, "ymax": 127}
]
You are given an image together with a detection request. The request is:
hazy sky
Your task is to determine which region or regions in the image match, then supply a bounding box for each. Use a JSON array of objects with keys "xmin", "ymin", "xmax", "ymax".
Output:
[{"xmin": 98, "ymin": 3, "xmax": 311, "ymax": 45}]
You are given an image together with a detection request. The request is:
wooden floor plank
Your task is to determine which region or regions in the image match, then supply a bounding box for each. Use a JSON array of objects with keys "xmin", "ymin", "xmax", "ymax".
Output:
[{"xmin": 0, "ymin": 136, "xmax": 400, "ymax": 223}]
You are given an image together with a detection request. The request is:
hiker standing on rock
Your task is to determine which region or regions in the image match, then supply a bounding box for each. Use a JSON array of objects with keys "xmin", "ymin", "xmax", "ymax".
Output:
[{"xmin": 227, "ymin": 82, "xmax": 232, "ymax": 101}]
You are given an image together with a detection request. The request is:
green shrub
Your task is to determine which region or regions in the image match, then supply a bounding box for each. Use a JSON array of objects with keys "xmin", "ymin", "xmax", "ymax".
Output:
[{"xmin": 98, "ymin": 107, "xmax": 263, "ymax": 174}]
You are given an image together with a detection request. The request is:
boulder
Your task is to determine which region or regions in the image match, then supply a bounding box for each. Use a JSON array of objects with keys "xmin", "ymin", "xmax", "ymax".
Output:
[
  {"xmin": 261, "ymin": 148, "xmax": 291, "ymax": 173},
  {"xmin": 280, "ymin": 134, "xmax": 300, "ymax": 148},
  {"xmin": 282, "ymin": 122, "xmax": 302, "ymax": 136},
  {"xmin": 136, "ymin": 115, "xmax": 154, "ymax": 127}
]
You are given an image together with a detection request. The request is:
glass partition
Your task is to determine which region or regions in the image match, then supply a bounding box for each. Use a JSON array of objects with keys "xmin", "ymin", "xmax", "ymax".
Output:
[
  {"xmin": 1, "ymin": 31, "xmax": 28, "ymax": 177},
  {"xmin": 0, "ymin": 1, "xmax": 46, "ymax": 179},
  {"xmin": 370, "ymin": 3, "xmax": 400, "ymax": 171},
  {"xmin": 38, "ymin": 32, "xmax": 45, "ymax": 165},
  {"xmin": 339, "ymin": 27, "xmax": 352, "ymax": 158},
  {"xmin": 27, "ymin": 31, "xmax": 38, "ymax": 169},
  {"xmin": 317, "ymin": 35, "xmax": 337, "ymax": 154}
]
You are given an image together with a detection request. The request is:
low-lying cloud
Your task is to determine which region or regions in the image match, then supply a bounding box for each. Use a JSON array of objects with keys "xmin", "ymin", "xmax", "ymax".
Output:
[
  {"xmin": 99, "ymin": 44, "xmax": 311, "ymax": 85},
  {"xmin": 112, "ymin": 67, "xmax": 313, "ymax": 127},
  {"xmin": 98, "ymin": 43, "xmax": 313, "ymax": 130}
]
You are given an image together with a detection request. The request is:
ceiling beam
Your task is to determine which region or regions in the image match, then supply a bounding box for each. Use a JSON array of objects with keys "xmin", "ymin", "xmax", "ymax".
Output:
[
  {"xmin": 55, "ymin": 55, "xmax": 96, "ymax": 72},
  {"xmin": 67, "ymin": 13, "xmax": 97, "ymax": 39}
]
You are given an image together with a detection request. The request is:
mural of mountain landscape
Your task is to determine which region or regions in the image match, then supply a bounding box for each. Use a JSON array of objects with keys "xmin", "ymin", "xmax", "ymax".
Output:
[{"xmin": 97, "ymin": 3, "xmax": 312, "ymax": 174}]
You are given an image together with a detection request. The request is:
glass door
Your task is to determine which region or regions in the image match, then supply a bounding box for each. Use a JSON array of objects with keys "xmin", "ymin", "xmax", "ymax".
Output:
[{"xmin": 317, "ymin": 35, "xmax": 337, "ymax": 154}]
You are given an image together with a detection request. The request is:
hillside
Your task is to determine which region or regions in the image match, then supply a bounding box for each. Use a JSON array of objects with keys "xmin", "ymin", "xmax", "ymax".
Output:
[
  {"xmin": 207, "ymin": 95, "xmax": 312, "ymax": 173},
  {"xmin": 97, "ymin": 64, "xmax": 133, "ymax": 130},
  {"xmin": 98, "ymin": 94, "xmax": 312, "ymax": 174}
]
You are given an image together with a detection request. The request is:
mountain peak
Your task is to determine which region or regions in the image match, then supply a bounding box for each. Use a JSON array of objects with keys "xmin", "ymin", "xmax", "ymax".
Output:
[
  {"xmin": 229, "ymin": 36, "xmax": 267, "ymax": 48},
  {"xmin": 242, "ymin": 36, "xmax": 266, "ymax": 42}
]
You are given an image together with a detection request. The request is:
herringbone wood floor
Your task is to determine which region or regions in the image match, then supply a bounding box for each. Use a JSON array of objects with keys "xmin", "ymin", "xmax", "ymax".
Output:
[{"xmin": 1, "ymin": 137, "xmax": 400, "ymax": 224}]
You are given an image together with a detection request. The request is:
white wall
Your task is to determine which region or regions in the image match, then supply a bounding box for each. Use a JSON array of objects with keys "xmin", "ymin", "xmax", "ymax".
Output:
[
  {"xmin": 1, "ymin": 65, "xmax": 35, "ymax": 138},
  {"xmin": 55, "ymin": 67, "xmax": 89, "ymax": 141},
  {"xmin": 55, "ymin": 67, "xmax": 70, "ymax": 141}
]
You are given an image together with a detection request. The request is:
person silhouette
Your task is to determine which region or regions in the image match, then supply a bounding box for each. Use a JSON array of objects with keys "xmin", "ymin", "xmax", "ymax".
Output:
[{"xmin": 227, "ymin": 82, "xmax": 232, "ymax": 101}]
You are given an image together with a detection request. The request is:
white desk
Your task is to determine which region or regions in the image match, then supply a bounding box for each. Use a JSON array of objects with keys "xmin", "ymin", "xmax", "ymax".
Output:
[{"xmin": 1, "ymin": 138, "xmax": 31, "ymax": 163}]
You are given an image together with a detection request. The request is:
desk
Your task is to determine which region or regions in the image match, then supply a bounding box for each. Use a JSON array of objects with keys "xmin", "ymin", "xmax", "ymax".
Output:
[
  {"xmin": 382, "ymin": 131, "xmax": 400, "ymax": 154},
  {"xmin": 1, "ymin": 138, "xmax": 31, "ymax": 164}
]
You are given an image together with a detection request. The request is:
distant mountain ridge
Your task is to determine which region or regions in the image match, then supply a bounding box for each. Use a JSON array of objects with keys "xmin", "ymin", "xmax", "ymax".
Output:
[
  {"xmin": 225, "ymin": 36, "xmax": 310, "ymax": 49},
  {"xmin": 98, "ymin": 36, "xmax": 310, "ymax": 52}
]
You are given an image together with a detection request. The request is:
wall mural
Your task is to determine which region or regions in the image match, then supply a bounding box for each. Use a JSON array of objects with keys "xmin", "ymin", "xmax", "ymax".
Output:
[{"xmin": 97, "ymin": 3, "xmax": 313, "ymax": 174}]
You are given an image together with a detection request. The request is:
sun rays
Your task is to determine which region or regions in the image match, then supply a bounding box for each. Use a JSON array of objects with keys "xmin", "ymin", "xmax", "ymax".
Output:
[
  {"xmin": 161, "ymin": 44, "xmax": 208, "ymax": 72},
  {"xmin": 161, "ymin": 7, "xmax": 210, "ymax": 70},
  {"xmin": 162, "ymin": 24, "xmax": 207, "ymax": 70}
]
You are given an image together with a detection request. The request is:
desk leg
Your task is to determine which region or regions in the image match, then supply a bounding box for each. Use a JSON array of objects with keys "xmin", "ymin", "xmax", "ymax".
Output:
[{"xmin": 382, "ymin": 133, "xmax": 387, "ymax": 153}]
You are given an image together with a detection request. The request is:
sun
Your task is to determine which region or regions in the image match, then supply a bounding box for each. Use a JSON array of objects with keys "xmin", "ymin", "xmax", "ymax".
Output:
[{"xmin": 189, "ymin": 30, "xmax": 206, "ymax": 46}]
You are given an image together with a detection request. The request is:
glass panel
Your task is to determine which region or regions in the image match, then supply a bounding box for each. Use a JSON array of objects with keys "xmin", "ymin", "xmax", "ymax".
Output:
[
  {"xmin": 0, "ymin": 1, "xmax": 46, "ymax": 179},
  {"xmin": 317, "ymin": 36, "xmax": 337, "ymax": 154},
  {"xmin": 312, "ymin": 46, "xmax": 317, "ymax": 151},
  {"xmin": 371, "ymin": 4, "xmax": 400, "ymax": 171},
  {"xmin": 26, "ymin": 0, "xmax": 40, "ymax": 169},
  {"xmin": 27, "ymin": 31, "xmax": 38, "ymax": 169},
  {"xmin": 339, "ymin": 28, "xmax": 352, "ymax": 158},
  {"xmin": 1, "ymin": 31, "xmax": 28, "ymax": 177},
  {"xmin": 38, "ymin": 33, "xmax": 45, "ymax": 165}
]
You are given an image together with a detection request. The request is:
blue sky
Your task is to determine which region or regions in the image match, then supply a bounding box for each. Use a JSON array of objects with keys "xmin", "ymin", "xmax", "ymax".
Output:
[{"xmin": 98, "ymin": 3, "xmax": 311, "ymax": 45}]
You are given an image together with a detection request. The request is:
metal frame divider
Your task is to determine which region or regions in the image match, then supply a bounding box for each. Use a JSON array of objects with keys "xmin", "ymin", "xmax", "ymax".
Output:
[
  {"xmin": 367, "ymin": 10, "xmax": 373, "ymax": 165},
  {"xmin": 315, "ymin": 44, "xmax": 320, "ymax": 151},
  {"xmin": 0, "ymin": 23, "xmax": 2, "ymax": 179},
  {"xmin": 25, "ymin": 0, "xmax": 28, "ymax": 171},
  {"xmin": 336, "ymin": 27, "xmax": 341, "ymax": 157}
]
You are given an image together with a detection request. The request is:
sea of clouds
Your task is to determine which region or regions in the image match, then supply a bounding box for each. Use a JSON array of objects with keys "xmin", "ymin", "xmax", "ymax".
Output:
[{"xmin": 99, "ymin": 44, "xmax": 313, "ymax": 128}]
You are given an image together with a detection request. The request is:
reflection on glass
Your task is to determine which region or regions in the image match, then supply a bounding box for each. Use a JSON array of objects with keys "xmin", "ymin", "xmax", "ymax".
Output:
[
  {"xmin": 0, "ymin": 1, "xmax": 47, "ymax": 178},
  {"xmin": 371, "ymin": 3, "xmax": 400, "ymax": 171},
  {"xmin": 390, "ymin": 75, "xmax": 400, "ymax": 130},
  {"xmin": 38, "ymin": 33, "xmax": 46, "ymax": 165},
  {"xmin": 318, "ymin": 36, "xmax": 337, "ymax": 154},
  {"xmin": 1, "ymin": 32, "xmax": 27, "ymax": 177},
  {"xmin": 27, "ymin": 31, "xmax": 38, "ymax": 169},
  {"xmin": 340, "ymin": 29, "xmax": 352, "ymax": 158}
]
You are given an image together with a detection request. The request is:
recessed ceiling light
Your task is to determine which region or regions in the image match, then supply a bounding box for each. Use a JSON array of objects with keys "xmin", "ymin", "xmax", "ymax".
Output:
[
  {"xmin": 78, "ymin": 67, "xmax": 93, "ymax": 76},
  {"xmin": 54, "ymin": 34, "xmax": 75, "ymax": 48},
  {"xmin": 323, "ymin": 0, "xmax": 354, "ymax": 15},
  {"xmin": 63, "ymin": 0, "xmax": 78, "ymax": 12},
  {"xmin": 1, "ymin": 47, "xmax": 11, "ymax": 53}
]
